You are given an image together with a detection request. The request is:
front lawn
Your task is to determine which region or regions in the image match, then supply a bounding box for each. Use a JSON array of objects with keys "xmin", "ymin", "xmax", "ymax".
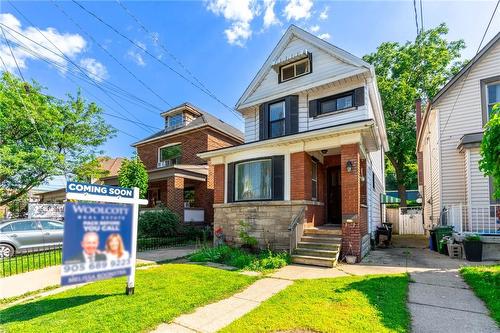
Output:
[
  {"xmin": 221, "ymin": 274, "xmax": 410, "ymax": 333},
  {"xmin": 460, "ymin": 265, "xmax": 500, "ymax": 325},
  {"xmin": 0, "ymin": 264, "xmax": 256, "ymax": 333}
]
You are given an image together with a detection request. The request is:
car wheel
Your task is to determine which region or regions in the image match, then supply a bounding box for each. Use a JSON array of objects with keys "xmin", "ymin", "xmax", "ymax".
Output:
[{"xmin": 0, "ymin": 244, "xmax": 14, "ymax": 258}]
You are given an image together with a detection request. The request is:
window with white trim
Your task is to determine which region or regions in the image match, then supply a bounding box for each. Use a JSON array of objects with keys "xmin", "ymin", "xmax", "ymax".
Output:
[
  {"xmin": 279, "ymin": 57, "xmax": 311, "ymax": 82},
  {"xmin": 165, "ymin": 113, "xmax": 184, "ymax": 131},
  {"xmin": 235, "ymin": 159, "xmax": 272, "ymax": 201},
  {"xmin": 158, "ymin": 144, "xmax": 181, "ymax": 167},
  {"xmin": 311, "ymin": 161, "xmax": 318, "ymax": 200}
]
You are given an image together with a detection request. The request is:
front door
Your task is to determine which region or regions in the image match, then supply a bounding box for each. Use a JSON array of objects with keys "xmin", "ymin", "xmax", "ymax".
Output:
[{"xmin": 327, "ymin": 166, "xmax": 342, "ymax": 225}]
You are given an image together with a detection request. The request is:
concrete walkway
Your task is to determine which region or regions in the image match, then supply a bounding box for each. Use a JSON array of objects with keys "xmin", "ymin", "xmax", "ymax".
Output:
[
  {"xmin": 0, "ymin": 246, "xmax": 197, "ymax": 300},
  {"xmin": 408, "ymin": 269, "xmax": 498, "ymax": 333},
  {"xmin": 154, "ymin": 278, "xmax": 293, "ymax": 333}
]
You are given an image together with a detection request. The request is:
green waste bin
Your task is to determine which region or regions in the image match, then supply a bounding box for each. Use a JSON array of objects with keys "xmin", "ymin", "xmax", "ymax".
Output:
[{"xmin": 434, "ymin": 226, "xmax": 454, "ymax": 253}]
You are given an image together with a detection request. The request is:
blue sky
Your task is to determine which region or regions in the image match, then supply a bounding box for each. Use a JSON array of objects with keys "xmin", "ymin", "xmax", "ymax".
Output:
[{"xmin": 1, "ymin": 0, "xmax": 499, "ymax": 171}]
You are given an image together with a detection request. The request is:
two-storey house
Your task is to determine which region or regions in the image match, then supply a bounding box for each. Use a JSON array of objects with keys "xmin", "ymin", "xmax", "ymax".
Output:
[
  {"xmin": 102, "ymin": 103, "xmax": 243, "ymax": 224},
  {"xmin": 417, "ymin": 32, "xmax": 500, "ymax": 239},
  {"xmin": 199, "ymin": 26, "xmax": 388, "ymax": 265}
]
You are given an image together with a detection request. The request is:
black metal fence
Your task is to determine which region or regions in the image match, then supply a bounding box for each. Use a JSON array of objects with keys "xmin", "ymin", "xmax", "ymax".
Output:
[
  {"xmin": 137, "ymin": 233, "xmax": 211, "ymax": 252},
  {"xmin": 0, "ymin": 245, "xmax": 62, "ymax": 278}
]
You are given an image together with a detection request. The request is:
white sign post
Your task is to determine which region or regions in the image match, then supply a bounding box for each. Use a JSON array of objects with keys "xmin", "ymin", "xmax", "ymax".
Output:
[{"xmin": 64, "ymin": 182, "xmax": 148, "ymax": 295}]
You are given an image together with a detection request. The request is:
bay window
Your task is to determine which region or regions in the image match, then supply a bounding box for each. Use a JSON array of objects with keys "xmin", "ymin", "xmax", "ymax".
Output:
[{"xmin": 235, "ymin": 159, "xmax": 272, "ymax": 201}]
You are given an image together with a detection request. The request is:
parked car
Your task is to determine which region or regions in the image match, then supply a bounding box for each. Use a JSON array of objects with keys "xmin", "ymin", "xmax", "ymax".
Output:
[{"xmin": 0, "ymin": 219, "xmax": 64, "ymax": 258}]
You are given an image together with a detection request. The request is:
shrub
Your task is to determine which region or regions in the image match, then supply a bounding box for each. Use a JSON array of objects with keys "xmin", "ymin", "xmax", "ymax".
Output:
[
  {"xmin": 238, "ymin": 220, "xmax": 258, "ymax": 248},
  {"xmin": 138, "ymin": 208, "xmax": 181, "ymax": 238},
  {"xmin": 189, "ymin": 245, "xmax": 290, "ymax": 272}
]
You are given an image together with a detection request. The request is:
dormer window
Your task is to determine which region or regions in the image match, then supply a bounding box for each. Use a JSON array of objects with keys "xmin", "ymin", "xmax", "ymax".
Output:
[
  {"xmin": 279, "ymin": 56, "xmax": 311, "ymax": 83},
  {"xmin": 166, "ymin": 113, "xmax": 185, "ymax": 131}
]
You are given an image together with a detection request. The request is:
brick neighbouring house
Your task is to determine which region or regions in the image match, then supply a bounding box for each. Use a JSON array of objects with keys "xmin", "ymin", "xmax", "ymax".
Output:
[
  {"xmin": 102, "ymin": 103, "xmax": 243, "ymax": 224},
  {"xmin": 198, "ymin": 26, "xmax": 388, "ymax": 265}
]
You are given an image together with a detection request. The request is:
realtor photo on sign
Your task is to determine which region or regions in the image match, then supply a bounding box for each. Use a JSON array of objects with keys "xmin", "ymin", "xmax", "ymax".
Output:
[{"xmin": 61, "ymin": 202, "xmax": 133, "ymax": 286}]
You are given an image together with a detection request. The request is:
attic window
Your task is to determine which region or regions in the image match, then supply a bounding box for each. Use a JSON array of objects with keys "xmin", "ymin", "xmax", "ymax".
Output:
[
  {"xmin": 279, "ymin": 56, "xmax": 311, "ymax": 83},
  {"xmin": 166, "ymin": 113, "xmax": 185, "ymax": 131}
]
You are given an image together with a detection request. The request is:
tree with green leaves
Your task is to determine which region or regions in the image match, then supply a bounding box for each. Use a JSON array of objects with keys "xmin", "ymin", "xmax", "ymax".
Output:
[
  {"xmin": 479, "ymin": 103, "xmax": 500, "ymax": 200},
  {"xmin": 118, "ymin": 155, "xmax": 149, "ymax": 198},
  {"xmin": 0, "ymin": 72, "xmax": 115, "ymax": 206},
  {"xmin": 73, "ymin": 158, "xmax": 111, "ymax": 183},
  {"xmin": 363, "ymin": 23, "xmax": 466, "ymax": 206}
]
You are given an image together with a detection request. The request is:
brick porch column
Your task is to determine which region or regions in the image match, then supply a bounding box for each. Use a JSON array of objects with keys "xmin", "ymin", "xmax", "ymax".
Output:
[
  {"xmin": 167, "ymin": 176, "xmax": 185, "ymax": 222},
  {"xmin": 340, "ymin": 143, "xmax": 362, "ymax": 261},
  {"xmin": 214, "ymin": 164, "xmax": 225, "ymax": 204}
]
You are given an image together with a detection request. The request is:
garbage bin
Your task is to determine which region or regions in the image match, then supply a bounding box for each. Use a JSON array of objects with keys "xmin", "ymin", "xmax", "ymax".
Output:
[
  {"xmin": 434, "ymin": 226, "xmax": 454, "ymax": 253},
  {"xmin": 438, "ymin": 236, "xmax": 451, "ymax": 255},
  {"xmin": 429, "ymin": 229, "xmax": 437, "ymax": 251}
]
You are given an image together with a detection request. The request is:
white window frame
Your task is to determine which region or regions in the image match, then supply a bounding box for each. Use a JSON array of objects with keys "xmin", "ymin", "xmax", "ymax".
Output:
[
  {"xmin": 311, "ymin": 160, "xmax": 318, "ymax": 201},
  {"xmin": 280, "ymin": 58, "xmax": 311, "ymax": 82},
  {"xmin": 166, "ymin": 113, "xmax": 185, "ymax": 130},
  {"xmin": 234, "ymin": 159, "xmax": 273, "ymax": 201},
  {"xmin": 157, "ymin": 142, "xmax": 181, "ymax": 167},
  {"xmin": 486, "ymin": 80, "xmax": 500, "ymax": 120}
]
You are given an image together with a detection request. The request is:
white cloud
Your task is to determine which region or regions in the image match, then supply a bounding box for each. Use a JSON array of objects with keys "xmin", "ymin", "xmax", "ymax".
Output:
[
  {"xmin": 79, "ymin": 58, "xmax": 108, "ymax": 82},
  {"xmin": 309, "ymin": 25, "xmax": 320, "ymax": 33},
  {"xmin": 284, "ymin": 0, "xmax": 313, "ymax": 21},
  {"xmin": 206, "ymin": 0, "xmax": 260, "ymax": 46},
  {"xmin": 319, "ymin": 6, "xmax": 329, "ymax": 20},
  {"xmin": 127, "ymin": 41, "xmax": 147, "ymax": 66},
  {"xmin": 263, "ymin": 0, "xmax": 280, "ymax": 28},
  {"xmin": 0, "ymin": 13, "xmax": 86, "ymax": 73},
  {"xmin": 318, "ymin": 32, "xmax": 331, "ymax": 40}
]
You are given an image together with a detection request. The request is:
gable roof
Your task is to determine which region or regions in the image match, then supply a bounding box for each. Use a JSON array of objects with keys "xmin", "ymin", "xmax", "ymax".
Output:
[
  {"xmin": 132, "ymin": 103, "xmax": 243, "ymax": 146},
  {"xmin": 431, "ymin": 31, "xmax": 500, "ymax": 105},
  {"xmin": 235, "ymin": 25, "xmax": 373, "ymax": 110}
]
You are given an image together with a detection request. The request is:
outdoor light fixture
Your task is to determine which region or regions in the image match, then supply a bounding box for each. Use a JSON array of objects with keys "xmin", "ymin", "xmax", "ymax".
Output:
[
  {"xmin": 346, "ymin": 160, "xmax": 353, "ymax": 173},
  {"xmin": 321, "ymin": 149, "xmax": 328, "ymax": 154},
  {"xmin": 416, "ymin": 193, "xmax": 423, "ymax": 204}
]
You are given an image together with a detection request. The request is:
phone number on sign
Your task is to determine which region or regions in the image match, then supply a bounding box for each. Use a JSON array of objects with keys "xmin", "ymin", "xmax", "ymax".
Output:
[{"xmin": 63, "ymin": 259, "xmax": 131, "ymax": 273}]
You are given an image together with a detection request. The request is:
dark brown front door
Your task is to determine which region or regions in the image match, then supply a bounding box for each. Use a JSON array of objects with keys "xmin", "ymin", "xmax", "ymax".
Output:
[{"xmin": 327, "ymin": 166, "xmax": 342, "ymax": 225}]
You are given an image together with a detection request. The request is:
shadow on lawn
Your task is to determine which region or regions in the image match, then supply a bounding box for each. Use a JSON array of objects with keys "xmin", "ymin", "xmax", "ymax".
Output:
[
  {"xmin": 0, "ymin": 294, "xmax": 116, "ymax": 324},
  {"xmin": 338, "ymin": 274, "xmax": 410, "ymax": 333}
]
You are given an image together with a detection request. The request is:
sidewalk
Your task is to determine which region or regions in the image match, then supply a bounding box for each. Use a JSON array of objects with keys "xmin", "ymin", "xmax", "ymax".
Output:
[
  {"xmin": 0, "ymin": 246, "xmax": 197, "ymax": 300},
  {"xmin": 154, "ymin": 278, "xmax": 293, "ymax": 333},
  {"xmin": 408, "ymin": 269, "xmax": 498, "ymax": 333}
]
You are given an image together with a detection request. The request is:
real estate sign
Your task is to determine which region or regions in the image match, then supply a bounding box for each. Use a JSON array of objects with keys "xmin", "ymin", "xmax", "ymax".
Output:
[
  {"xmin": 61, "ymin": 182, "xmax": 147, "ymax": 293},
  {"xmin": 61, "ymin": 202, "xmax": 133, "ymax": 286}
]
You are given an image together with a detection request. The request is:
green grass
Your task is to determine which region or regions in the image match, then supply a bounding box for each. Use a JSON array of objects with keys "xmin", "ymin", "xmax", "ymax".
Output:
[
  {"xmin": 0, "ymin": 285, "xmax": 60, "ymax": 307},
  {"xmin": 460, "ymin": 265, "xmax": 500, "ymax": 325},
  {"xmin": 189, "ymin": 245, "xmax": 290, "ymax": 272},
  {"xmin": 221, "ymin": 274, "xmax": 410, "ymax": 333},
  {"xmin": 0, "ymin": 249, "xmax": 62, "ymax": 277},
  {"xmin": 0, "ymin": 264, "xmax": 257, "ymax": 333}
]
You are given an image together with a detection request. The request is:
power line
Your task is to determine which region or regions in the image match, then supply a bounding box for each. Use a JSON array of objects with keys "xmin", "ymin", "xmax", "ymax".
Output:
[
  {"xmin": 6, "ymin": 1, "xmax": 155, "ymax": 134},
  {"xmin": 413, "ymin": 0, "xmax": 420, "ymax": 35},
  {"xmin": 0, "ymin": 24, "xmax": 161, "ymax": 132},
  {"xmin": 72, "ymin": 0, "xmax": 243, "ymax": 122},
  {"xmin": 419, "ymin": 0, "xmax": 424, "ymax": 33},
  {"xmin": 51, "ymin": 0, "xmax": 173, "ymax": 109},
  {"xmin": 440, "ymin": 0, "xmax": 499, "ymax": 139}
]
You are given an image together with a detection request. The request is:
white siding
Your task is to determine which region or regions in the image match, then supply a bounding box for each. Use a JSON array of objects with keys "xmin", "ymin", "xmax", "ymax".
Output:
[
  {"xmin": 244, "ymin": 36, "xmax": 361, "ymax": 106},
  {"xmin": 241, "ymin": 77, "xmax": 369, "ymax": 143},
  {"xmin": 367, "ymin": 147, "xmax": 385, "ymax": 234},
  {"xmin": 466, "ymin": 147, "xmax": 491, "ymax": 207},
  {"xmin": 435, "ymin": 41, "xmax": 500, "ymax": 208}
]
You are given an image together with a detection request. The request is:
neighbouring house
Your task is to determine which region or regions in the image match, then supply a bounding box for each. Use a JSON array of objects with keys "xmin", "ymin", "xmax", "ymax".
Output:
[
  {"xmin": 102, "ymin": 103, "xmax": 243, "ymax": 224},
  {"xmin": 198, "ymin": 26, "xmax": 388, "ymax": 265},
  {"xmin": 416, "ymin": 31, "xmax": 500, "ymax": 236}
]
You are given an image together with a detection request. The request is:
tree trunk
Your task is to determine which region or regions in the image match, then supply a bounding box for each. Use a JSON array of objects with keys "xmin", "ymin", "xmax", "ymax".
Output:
[{"xmin": 398, "ymin": 183, "xmax": 407, "ymax": 207}]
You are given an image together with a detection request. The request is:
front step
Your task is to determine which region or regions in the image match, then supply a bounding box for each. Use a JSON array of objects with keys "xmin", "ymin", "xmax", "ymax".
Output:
[
  {"xmin": 291, "ymin": 255, "xmax": 336, "ymax": 267},
  {"xmin": 291, "ymin": 227, "xmax": 342, "ymax": 267},
  {"xmin": 294, "ymin": 248, "xmax": 338, "ymax": 258}
]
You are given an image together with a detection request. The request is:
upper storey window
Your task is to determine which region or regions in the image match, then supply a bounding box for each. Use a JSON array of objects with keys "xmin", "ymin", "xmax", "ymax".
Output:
[
  {"xmin": 487, "ymin": 82, "xmax": 500, "ymax": 119},
  {"xmin": 279, "ymin": 57, "xmax": 311, "ymax": 83},
  {"xmin": 166, "ymin": 113, "xmax": 184, "ymax": 131}
]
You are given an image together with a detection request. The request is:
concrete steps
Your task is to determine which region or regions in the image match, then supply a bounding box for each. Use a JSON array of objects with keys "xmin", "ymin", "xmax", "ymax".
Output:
[{"xmin": 291, "ymin": 227, "xmax": 342, "ymax": 267}]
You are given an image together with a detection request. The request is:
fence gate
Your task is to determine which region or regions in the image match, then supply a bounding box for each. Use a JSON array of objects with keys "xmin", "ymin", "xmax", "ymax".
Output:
[{"xmin": 398, "ymin": 207, "xmax": 424, "ymax": 235}]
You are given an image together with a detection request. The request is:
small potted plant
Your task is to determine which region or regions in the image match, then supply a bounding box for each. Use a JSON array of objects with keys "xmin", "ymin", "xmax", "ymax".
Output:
[{"xmin": 463, "ymin": 234, "xmax": 482, "ymax": 262}]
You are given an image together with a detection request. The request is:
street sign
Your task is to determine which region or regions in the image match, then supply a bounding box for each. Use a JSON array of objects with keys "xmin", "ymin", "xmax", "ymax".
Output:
[{"xmin": 62, "ymin": 182, "xmax": 147, "ymax": 294}]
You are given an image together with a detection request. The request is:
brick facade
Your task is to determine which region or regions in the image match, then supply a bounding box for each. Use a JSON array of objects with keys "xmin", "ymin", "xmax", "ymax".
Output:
[
  {"xmin": 214, "ymin": 164, "xmax": 225, "ymax": 204},
  {"xmin": 137, "ymin": 126, "xmax": 241, "ymax": 224}
]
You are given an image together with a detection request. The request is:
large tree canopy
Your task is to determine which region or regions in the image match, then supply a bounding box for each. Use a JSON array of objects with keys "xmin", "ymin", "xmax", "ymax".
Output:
[
  {"xmin": 0, "ymin": 72, "xmax": 115, "ymax": 205},
  {"xmin": 363, "ymin": 23, "xmax": 465, "ymax": 205},
  {"xmin": 118, "ymin": 155, "xmax": 149, "ymax": 199}
]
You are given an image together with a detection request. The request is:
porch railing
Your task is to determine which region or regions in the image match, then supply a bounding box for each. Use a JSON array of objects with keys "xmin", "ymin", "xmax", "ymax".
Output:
[
  {"xmin": 288, "ymin": 207, "xmax": 306, "ymax": 255},
  {"xmin": 444, "ymin": 204, "xmax": 500, "ymax": 234}
]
